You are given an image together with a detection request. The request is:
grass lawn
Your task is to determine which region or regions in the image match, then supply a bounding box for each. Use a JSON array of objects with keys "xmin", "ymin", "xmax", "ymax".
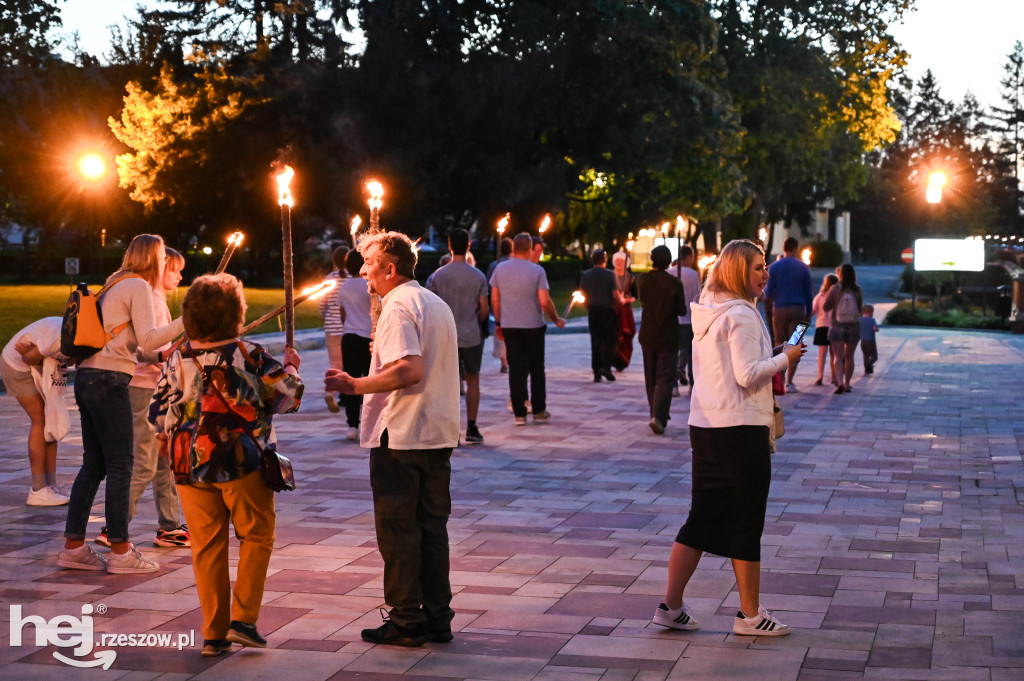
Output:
[{"xmin": 0, "ymin": 285, "xmax": 329, "ymax": 349}]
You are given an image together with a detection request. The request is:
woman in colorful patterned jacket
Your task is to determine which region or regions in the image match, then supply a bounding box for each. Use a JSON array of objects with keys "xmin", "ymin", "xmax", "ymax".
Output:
[{"xmin": 149, "ymin": 273, "xmax": 303, "ymax": 657}]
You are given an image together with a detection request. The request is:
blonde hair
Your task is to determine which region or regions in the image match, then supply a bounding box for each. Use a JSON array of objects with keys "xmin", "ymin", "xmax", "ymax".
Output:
[
  {"xmin": 109, "ymin": 234, "xmax": 165, "ymax": 287},
  {"xmin": 612, "ymin": 251, "xmax": 629, "ymax": 267},
  {"xmin": 819, "ymin": 272, "xmax": 838, "ymax": 294},
  {"xmin": 165, "ymin": 246, "xmax": 185, "ymax": 273},
  {"xmin": 706, "ymin": 239, "xmax": 764, "ymax": 302}
]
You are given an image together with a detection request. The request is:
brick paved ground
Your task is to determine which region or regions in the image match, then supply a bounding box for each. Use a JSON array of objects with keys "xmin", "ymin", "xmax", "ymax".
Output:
[{"xmin": 1, "ymin": 318, "xmax": 1022, "ymax": 680}]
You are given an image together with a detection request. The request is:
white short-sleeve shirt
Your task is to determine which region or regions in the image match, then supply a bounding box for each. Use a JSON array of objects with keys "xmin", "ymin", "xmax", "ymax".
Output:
[{"xmin": 360, "ymin": 281, "xmax": 461, "ymax": 450}]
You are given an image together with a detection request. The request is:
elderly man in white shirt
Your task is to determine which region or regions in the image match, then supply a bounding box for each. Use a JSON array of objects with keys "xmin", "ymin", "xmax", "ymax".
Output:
[{"xmin": 325, "ymin": 231, "xmax": 460, "ymax": 648}]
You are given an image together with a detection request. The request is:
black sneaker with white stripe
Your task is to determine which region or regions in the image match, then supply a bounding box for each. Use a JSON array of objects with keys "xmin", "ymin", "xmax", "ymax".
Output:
[
  {"xmin": 732, "ymin": 604, "xmax": 790, "ymax": 636},
  {"xmin": 651, "ymin": 602, "xmax": 700, "ymax": 630}
]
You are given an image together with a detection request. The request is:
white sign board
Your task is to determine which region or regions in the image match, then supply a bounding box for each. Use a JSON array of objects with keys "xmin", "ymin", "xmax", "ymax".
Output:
[{"xmin": 913, "ymin": 239, "xmax": 984, "ymax": 272}]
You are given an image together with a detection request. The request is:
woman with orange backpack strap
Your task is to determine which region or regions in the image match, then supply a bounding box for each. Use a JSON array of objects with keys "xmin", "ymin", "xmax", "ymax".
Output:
[
  {"xmin": 823, "ymin": 263, "xmax": 864, "ymax": 395},
  {"xmin": 57, "ymin": 234, "xmax": 185, "ymax": 575}
]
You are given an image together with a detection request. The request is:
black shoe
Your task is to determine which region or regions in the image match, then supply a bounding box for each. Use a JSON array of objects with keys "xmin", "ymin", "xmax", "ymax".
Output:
[
  {"xmin": 593, "ymin": 374, "xmax": 604, "ymax": 383},
  {"xmin": 465, "ymin": 425, "xmax": 484, "ymax": 444},
  {"xmin": 423, "ymin": 617, "xmax": 454, "ymax": 643},
  {"xmin": 601, "ymin": 370, "xmax": 616, "ymax": 382},
  {"xmin": 361, "ymin": 620, "xmax": 426, "ymax": 647},
  {"xmin": 201, "ymin": 639, "xmax": 232, "ymax": 657},
  {"xmin": 226, "ymin": 620, "xmax": 266, "ymax": 648}
]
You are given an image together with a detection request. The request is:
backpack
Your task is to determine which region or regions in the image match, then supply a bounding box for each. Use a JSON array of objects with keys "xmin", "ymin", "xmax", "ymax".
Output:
[
  {"xmin": 60, "ymin": 274, "xmax": 142, "ymax": 363},
  {"xmin": 835, "ymin": 289, "xmax": 859, "ymax": 324}
]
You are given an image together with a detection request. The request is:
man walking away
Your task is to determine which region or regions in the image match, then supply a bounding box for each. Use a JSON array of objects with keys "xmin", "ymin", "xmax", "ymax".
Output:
[
  {"xmin": 580, "ymin": 248, "xmax": 621, "ymax": 382},
  {"xmin": 763, "ymin": 237, "xmax": 813, "ymax": 391},
  {"xmin": 490, "ymin": 233, "xmax": 566, "ymax": 425},
  {"xmin": 428, "ymin": 228, "xmax": 490, "ymax": 443}
]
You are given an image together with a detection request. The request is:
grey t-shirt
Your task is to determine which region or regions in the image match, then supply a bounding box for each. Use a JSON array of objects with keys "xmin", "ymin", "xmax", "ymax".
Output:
[
  {"xmin": 489, "ymin": 258, "xmax": 549, "ymax": 329},
  {"xmin": 427, "ymin": 261, "xmax": 488, "ymax": 347}
]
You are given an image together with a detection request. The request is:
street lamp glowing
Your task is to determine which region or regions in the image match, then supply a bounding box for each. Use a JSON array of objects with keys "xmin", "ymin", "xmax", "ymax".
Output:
[
  {"xmin": 78, "ymin": 153, "xmax": 105, "ymax": 180},
  {"xmin": 926, "ymin": 171, "xmax": 947, "ymax": 204}
]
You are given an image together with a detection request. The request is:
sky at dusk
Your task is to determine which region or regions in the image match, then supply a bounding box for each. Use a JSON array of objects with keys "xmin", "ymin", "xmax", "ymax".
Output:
[{"xmin": 56, "ymin": 0, "xmax": 1023, "ymax": 112}]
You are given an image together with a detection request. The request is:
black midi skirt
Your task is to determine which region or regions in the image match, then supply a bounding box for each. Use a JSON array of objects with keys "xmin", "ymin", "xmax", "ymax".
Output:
[{"xmin": 675, "ymin": 424, "xmax": 771, "ymax": 561}]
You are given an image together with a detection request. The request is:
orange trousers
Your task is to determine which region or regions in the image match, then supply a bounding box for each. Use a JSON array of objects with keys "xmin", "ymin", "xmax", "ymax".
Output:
[{"xmin": 177, "ymin": 471, "xmax": 275, "ymax": 640}]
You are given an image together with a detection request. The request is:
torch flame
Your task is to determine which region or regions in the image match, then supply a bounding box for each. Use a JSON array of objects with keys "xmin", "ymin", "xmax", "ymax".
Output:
[
  {"xmin": 351, "ymin": 215, "xmax": 362, "ymax": 235},
  {"xmin": 367, "ymin": 180, "xmax": 384, "ymax": 210},
  {"xmin": 661, "ymin": 221, "xmax": 670, "ymax": 235},
  {"xmin": 301, "ymin": 279, "xmax": 337, "ymax": 300},
  {"xmin": 758, "ymin": 227, "xmax": 768, "ymax": 244},
  {"xmin": 497, "ymin": 213, "xmax": 509, "ymax": 234},
  {"xmin": 571, "ymin": 290, "xmax": 586, "ymax": 304},
  {"xmin": 276, "ymin": 165, "xmax": 295, "ymax": 207},
  {"xmin": 801, "ymin": 247, "xmax": 812, "ymax": 265},
  {"xmin": 539, "ymin": 214, "xmax": 551, "ymax": 234},
  {"xmin": 676, "ymin": 215, "xmax": 685, "ymax": 235},
  {"xmin": 698, "ymin": 254, "xmax": 717, "ymax": 272},
  {"xmin": 229, "ymin": 231, "xmax": 244, "ymax": 247}
]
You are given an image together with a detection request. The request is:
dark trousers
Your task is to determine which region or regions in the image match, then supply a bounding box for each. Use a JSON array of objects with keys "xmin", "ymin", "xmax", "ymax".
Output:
[
  {"xmin": 370, "ymin": 430, "xmax": 454, "ymax": 630},
  {"xmin": 861, "ymin": 339, "xmax": 878, "ymax": 373},
  {"xmin": 677, "ymin": 324, "xmax": 694, "ymax": 385},
  {"xmin": 341, "ymin": 333, "xmax": 372, "ymax": 427},
  {"xmin": 642, "ymin": 346, "xmax": 678, "ymax": 424},
  {"xmin": 65, "ymin": 368, "xmax": 134, "ymax": 542},
  {"xmin": 503, "ymin": 326, "xmax": 546, "ymax": 417},
  {"xmin": 587, "ymin": 306, "xmax": 618, "ymax": 375}
]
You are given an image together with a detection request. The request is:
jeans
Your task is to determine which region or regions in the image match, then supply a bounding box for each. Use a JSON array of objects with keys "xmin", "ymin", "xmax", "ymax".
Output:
[
  {"xmin": 502, "ymin": 326, "xmax": 547, "ymax": 417},
  {"xmin": 370, "ymin": 430, "xmax": 454, "ymax": 631},
  {"xmin": 642, "ymin": 345, "xmax": 678, "ymax": 424},
  {"xmin": 65, "ymin": 368, "xmax": 134, "ymax": 543},
  {"xmin": 128, "ymin": 385, "xmax": 181, "ymax": 532},
  {"xmin": 587, "ymin": 306, "xmax": 618, "ymax": 376}
]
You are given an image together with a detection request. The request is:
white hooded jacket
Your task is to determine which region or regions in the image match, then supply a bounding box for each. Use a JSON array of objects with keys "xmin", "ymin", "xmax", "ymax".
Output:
[{"xmin": 688, "ymin": 292, "xmax": 789, "ymax": 428}]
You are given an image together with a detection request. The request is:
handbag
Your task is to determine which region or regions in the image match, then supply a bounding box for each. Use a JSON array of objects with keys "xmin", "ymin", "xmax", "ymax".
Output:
[
  {"xmin": 772, "ymin": 397, "xmax": 785, "ymax": 440},
  {"xmin": 187, "ymin": 345, "xmax": 296, "ymax": 492},
  {"xmin": 772, "ymin": 371, "xmax": 786, "ymax": 396}
]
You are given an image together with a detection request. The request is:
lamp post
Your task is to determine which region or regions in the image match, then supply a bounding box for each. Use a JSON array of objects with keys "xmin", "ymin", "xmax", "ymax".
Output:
[
  {"xmin": 914, "ymin": 171, "xmax": 948, "ymax": 315},
  {"xmin": 77, "ymin": 152, "xmax": 108, "ymax": 276}
]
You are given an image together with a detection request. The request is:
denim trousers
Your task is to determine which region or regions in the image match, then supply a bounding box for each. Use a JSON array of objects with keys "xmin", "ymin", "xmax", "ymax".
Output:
[
  {"xmin": 127, "ymin": 385, "xmax": 181, "ymax": 532},
  {"xmin": 370, "ymin": 430, "xmax": 454, "ymax": 631},
  {"xmin": 502, "ymin": 326, "xmax": 547, "ymax": 417},
  {"xmin": 65, "ymin": 368, "xmax": 134, "ymax": 542}
]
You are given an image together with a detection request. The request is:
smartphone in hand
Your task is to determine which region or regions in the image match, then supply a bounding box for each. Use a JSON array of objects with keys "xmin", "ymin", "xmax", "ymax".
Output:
[{"xmin": 785, "ymin": 321, "xmax": 809, "ymax": 346}]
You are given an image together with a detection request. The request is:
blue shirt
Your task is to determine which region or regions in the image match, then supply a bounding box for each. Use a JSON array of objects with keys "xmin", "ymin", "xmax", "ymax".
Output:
[
  {"xmin": 764, "ymin": 256, "xmax": 813, "ymax": 313},
  {"xmin": 859, "ymin": 316, "xmax": 878, "ymax": 342}
]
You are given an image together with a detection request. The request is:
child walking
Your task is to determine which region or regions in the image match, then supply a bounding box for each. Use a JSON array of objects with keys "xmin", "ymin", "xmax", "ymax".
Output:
[{"xmin": 860, "ymin": 304, "xmax": 879, "ymax": 375}]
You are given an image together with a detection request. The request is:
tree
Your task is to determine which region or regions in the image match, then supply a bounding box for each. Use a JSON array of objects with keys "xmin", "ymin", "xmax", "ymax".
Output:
[
  {"xmin": 0, "ymin": 0, "xmax": 62, "ymax": 68},
  {"xmin": 989, "ymin": 40, "xmax": 1024, "ymax": 231},
  {"xmin": 708, "ymin": 0, "xmax": 910, "ymax": 242}
]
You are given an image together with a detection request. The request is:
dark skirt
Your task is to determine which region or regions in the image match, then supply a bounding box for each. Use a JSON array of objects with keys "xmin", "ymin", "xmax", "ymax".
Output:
[{"xmin": 675, "ymin": 425, "xmax": 771, "ymax": 561}]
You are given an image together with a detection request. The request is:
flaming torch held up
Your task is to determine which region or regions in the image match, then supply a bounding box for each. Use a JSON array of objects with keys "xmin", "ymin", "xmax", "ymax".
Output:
[
  {"xmin": 214, "ymin": 231, "xmax": 245, "ymax": 274},
  {"xmin": 563, "ymin": 290, "xmax": 585, "ymax": 318},
  {"xmin": 350, "ymin": 215, "xmax": 362, "ymax": 243},
  {"xmin": 539, "ymin": 214, "xmax": 551, "ymax": 235},
  {"xmin": 240, "ymin": 280, "xmax": 337, "ymax": 336},
  {"xmin": 367, "ymin": 180, "xmax": 383, "ymax": 232},
  {"xmin": 801, "ymin": 247, "xmax": 812, "ymax": 266},
  {"xmin": 275, "ymin": 164, "xmax": 296, "ymax": 347},
  {"xmin": 365, "ymin": 180, "xmax": 385, "ymax": 332}
]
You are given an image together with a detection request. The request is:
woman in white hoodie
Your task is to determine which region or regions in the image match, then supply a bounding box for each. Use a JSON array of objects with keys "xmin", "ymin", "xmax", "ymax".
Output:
[{"xmin": 651, "ymin": 239, "xmax": 803, "ymax": 637}]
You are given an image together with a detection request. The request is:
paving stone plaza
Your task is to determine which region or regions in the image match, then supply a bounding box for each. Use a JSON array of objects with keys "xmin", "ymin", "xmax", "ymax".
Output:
[{"xmin": 2, "ymin": 313, "xmax": 1023, "ymax": 680}]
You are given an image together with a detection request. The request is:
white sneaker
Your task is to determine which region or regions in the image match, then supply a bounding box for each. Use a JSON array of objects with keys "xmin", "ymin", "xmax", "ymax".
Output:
[
  {"xmin": 733, "ymin": 604, "xmax": 790, "ymax": 636},
  {"xmin": 652, "ymin": 602, "xmax": 700, "ymax": 630},
  {"xmin": 58, "ymin": 544, "xmax": 108, "ymax": 571},
  {"xmin": 27, "ymin": 485, "xmax": 69, "ymax": 506},
  {"xmin": 786, "ymin": 382, "xmax": 800, "ymax": 393},
  {"xmin": 346, "ymin": 427, "xmax": 359, "ymax": 441},
  {"xmin": 106, "ymin": 545, "xmax": 160, "ymax": 574}
]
